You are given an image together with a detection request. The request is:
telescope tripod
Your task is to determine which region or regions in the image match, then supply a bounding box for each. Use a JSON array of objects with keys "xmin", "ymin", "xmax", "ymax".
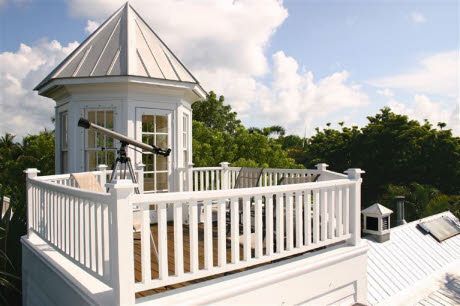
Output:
[{"xmin": 108, "ymin": 141, "xmax": 141, "ymax": 194}]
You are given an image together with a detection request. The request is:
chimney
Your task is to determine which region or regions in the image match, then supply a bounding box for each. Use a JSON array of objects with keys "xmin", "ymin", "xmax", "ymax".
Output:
[
  {"xmin": 395, "ymin": 196, "xmax": 407, "ymax": 226},
  {"xmin": 362, "ymin": 203, "xmax": 393, "ymax": 243}
]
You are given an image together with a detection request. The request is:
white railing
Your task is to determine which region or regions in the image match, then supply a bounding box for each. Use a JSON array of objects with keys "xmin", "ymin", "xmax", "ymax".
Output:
[
  {"xmin": 131, "ymin": 174, "xmax": 362, "ymax": 294},
  {"xmin": 25, "ymin": 169, "xmax": 112, "ymax": 283},
  {"xmin": 24, "ymin": 165, "xmax": 363, "ymax": 305},
  {"xmin": 192, "ymin": 163, "xmax": 347, "ymax": 191}
]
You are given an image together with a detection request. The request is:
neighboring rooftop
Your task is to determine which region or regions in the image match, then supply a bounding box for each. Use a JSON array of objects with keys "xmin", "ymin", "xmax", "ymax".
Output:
[
  {"xmin": 365, "ymin": 211, "xmax": 460, "ymax": 305},
  {"xmin": 34, "ymin": 2, "xmax": 203, "ymax": 94}
]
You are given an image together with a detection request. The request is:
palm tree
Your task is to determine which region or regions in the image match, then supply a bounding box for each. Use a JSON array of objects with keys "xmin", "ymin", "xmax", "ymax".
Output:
[{"xmin": 262, "ymin": 125, "xmax": 286, "ymax": 138}]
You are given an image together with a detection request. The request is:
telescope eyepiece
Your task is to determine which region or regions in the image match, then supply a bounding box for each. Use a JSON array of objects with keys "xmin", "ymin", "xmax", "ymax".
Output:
[{"xmin": 78, "ymin": 118, "xmax": 91, "ymax": 129}]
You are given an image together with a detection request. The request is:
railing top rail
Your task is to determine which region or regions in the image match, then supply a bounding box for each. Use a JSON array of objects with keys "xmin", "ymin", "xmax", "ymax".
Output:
[
  {"xmin": 132, "ymin": 178, "xmax": 354, "ymax": 205},
  {"xmin": 192, "ymin": 167, "xmax": 223, "ymax": 171},
  {"xmin": 34, "ymin": 171, "xmax": 104, "ymax": 181},
  {"xmin": 29, "ymin": 177, "xmax": 110, "ymax": 203}
]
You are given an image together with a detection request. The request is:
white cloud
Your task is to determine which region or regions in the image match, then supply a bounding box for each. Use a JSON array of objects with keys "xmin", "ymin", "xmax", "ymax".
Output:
[
  {"xmin": 388, "ymin": 94, "xmax": 459, "ymax": 134},
  {"xmin": 69, "ymin": 0, "xmax": 288, "ymax": 77},
  {"xmin": 255, "ymin": 51, "xmax": 369, "ymax": 134},
  {"xmin": 377, "ymin": 88, "xmax": 394, "ymax": 98},
  {"xmin": 369, "ymin": 51, "xmax": 458, "ymax": 97},
  {"xmin": 410, "ymin": 11, "xmax": 426, "ymax": 24},
  {"xmin": 84, "ymin": 20, "xmax": 100, "ymax": 34},
  {"xmin": 0, "ymin": 40, "xmax": 78, "ymax": 138}
]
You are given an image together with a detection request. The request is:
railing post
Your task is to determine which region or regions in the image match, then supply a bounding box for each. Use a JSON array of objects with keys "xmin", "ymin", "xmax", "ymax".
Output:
[
  {"xmin": 344, "ymin": 168, "xmax": 365, "ymax": 246},
  {"xmin": 107, "ymin": 179, "xmax": 136, "ymax": 306},
  {"xmin": 220, "ymin": 162, "xmax": 230, "ymax": 190},
  {"xmin": 187, "ymin": 163, "xmax": 194, "ymax": 191},
  {"xmin": 97, "ymin": 164, "xmax": 108, "ymax": 188},
  {"xmin": 24, "ymin": 168, "xmax": 40, "ymax": 238},
  {"xmin": 315, "ymin": 163, "xmax": 329, "ymax": 171},
  {"xmin": 135, "ymin": 163, "xmax": 145, "ymax": 194}
]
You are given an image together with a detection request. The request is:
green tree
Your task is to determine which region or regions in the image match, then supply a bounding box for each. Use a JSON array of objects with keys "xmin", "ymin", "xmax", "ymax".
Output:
[{"xmin": 192, "ymin": 91, "xmax": 242, "ymax": 134}]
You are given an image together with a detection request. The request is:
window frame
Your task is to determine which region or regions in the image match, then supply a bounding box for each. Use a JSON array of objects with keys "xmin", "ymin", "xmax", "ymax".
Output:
[{"xmin": 84, "ymin": 109, "xmax": 117, "ymax": 171}]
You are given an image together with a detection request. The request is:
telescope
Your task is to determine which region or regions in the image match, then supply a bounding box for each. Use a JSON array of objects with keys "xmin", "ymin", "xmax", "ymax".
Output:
[
  {"xmin": 78, "ymin": 117, "xmax": 171, "ymax": 194},
  {"xmin": 78, "ymin": 118, "xmax": 171, "ymax": 157}
]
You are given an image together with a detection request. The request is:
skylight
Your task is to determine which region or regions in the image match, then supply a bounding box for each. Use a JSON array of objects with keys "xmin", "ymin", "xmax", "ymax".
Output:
[{"xmin": 418, "ymin": 216, "xmax": 460, "ymax": 242}]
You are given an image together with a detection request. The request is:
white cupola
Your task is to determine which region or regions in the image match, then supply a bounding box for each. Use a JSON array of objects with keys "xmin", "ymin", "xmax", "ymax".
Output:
[
  {"xmin": 362, "ymin": 203, "xmax": 393, "ymax": 243},
  {"xmin": 34, "ymin": 2, "xmax": 206, "ymax": 193}
]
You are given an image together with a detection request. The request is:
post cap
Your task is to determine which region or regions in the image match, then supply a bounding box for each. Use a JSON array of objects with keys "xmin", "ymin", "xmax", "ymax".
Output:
[
  {"xmin": 315, "ymin": 163, "xmax": 329, "ymax": 170},
  {"xmin": 24, "ymin": 168, "xmax": 40, "ymax": 174},
  {"xmin": 97, "ymin": 164, "xmax": 108, "ymax": 170},
  {"xmin": 220, "ymin": 162, "xmax": 230, "ymax": 167},
  {"xmin": 344, "ymin": 168, "xmax": 365, "ymax": 179},
  {"xmin": 106, "ymin": 179, "xmax": 138, "ymax": 190}
]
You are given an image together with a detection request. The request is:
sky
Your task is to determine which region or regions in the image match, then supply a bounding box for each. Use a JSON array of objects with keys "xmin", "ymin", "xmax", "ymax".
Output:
[{"xmin": 0, "ymin": 0, "xmax": 459, "ymax": 138}]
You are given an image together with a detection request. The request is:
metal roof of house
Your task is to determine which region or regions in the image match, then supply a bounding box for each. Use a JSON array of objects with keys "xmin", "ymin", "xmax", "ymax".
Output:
[
  {"xmin": 365, "ymin": 211, "xmax": 460, "ymax": 305},
  {"xmin": 35, "ymin": 2, "xmax": 202, "ymax": 92}
]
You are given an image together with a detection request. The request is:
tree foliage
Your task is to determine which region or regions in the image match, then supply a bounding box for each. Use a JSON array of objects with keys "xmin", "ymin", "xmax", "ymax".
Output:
[{"xmin": 0, "ymin": 131, "xmax": 55, "ymax": 304}]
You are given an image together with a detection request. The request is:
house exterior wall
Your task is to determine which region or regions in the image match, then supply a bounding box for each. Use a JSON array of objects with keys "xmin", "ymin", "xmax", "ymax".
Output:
[{"xmin": 138, "ymin": 243, "xmax": 369, "ymax": 306}]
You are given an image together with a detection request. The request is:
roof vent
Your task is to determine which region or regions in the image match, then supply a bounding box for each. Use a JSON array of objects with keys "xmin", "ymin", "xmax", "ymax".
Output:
[
  {"xmin": 362, "ymin": 203, "xmax": 393, "ymax": 243},
  {"xmin": 395, "ymin": 195, "xmax": 407, "ymax": 225}
]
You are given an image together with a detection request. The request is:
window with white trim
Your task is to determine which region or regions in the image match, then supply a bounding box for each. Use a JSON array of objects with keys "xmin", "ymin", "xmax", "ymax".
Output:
[
  {"xmin": 85, "ymin": 110, "xmax": 116, "ymax": 171},
  {"xmin": 60, "ymin": 112, "xmax": 68, "ymax": 173},
  {"xmin": 182, "ymin": 113, "xmax": 189, "ymax": 166},
  {"xmin": 141, "ymin": 114, "xmax": 169, "ymax": 192}
]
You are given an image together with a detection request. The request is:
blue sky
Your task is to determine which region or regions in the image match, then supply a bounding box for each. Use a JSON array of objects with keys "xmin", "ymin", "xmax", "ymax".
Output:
[{"xmin": 0, "ymin": 0, "xmax": 458, "ymax": 137}]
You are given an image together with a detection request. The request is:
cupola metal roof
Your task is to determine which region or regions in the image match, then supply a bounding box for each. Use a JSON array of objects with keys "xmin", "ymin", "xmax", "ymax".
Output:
[
  {"xmin": 361, "ymin": 203, "xmax": 393, "ymax": 216},
  {"xmin": 34, "ymin": 2, "xmax": 206, "ymax": 98}
]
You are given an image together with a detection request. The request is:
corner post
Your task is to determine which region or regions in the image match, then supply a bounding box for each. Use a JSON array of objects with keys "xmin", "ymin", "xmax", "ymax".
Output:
[
  {"xmin": 315, "ymin": 163, "xmax": 329, "ymax": 181},
  {"xmin": 135, "ymin": 163, "xmax": 145, "ymax": 194},
  {"xmin": 344, "ymin": 168, "xmax": 365, "ymax": 246},
  {"xmin": 107, "ymin": 179, "xmax": 136, "ymax": 305},
  {"xmin": 220, "ymin": 162, "xmax": 230, "ymax": 190},
  {"xmin": 97, "ymin": 164, "xmax": 108, "ymax": 188},
  {"xmin": 24, "ymin": 168, "xmax": 40, "ymax": 238}
]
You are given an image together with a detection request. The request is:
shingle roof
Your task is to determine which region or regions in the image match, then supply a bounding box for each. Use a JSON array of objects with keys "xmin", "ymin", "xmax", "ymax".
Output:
[
  {"xmin": 365, "ymin": 211, "xmax": 460, "ymax": 305},
  {"xmin": 35, "ymin": 2, "xmax": 200, "ymax": 91}
]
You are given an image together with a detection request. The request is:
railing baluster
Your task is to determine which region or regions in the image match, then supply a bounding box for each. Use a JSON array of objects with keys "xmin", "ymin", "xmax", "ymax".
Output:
[
  {"xmin": 102, "ymin": 201, "xmax": 110, "ymax": 280},
  {"xmin": 304, "ymin": 191, "xmax": 312, "ymax": 245},
  {"xmin": 242, "ymin": 196, "xmax": 251, "ymax": 261},
  {"xmin": 276, "ymin": 193, "xmax": 284, "ymax": 253},
  {"xmin": 320, "ymin": 189, "xmax": 327, "ymax": 241},
  {"xmin": 335, "ymin": 188, "xmax": 342, "ymax": 237},
  {"xmin": 158, "ymin": 203, "xmax": 168, "ymax": 279},
  {"xmin": 95, "ymin": 202, "xmax": 102, "ymax": 276},
  {"xmin": 328, "ymin": 189, "xmax": 335, "ymax": 239},
  {"xmin": 217, "ymin": 200, "xmax": 226, "ymax": 267},
  {"xmin": 203, "ymin": 200, "xmax": 213, "ymax": 270},
  {"xmin": 231, "ymin": 198, "xmax": 239, "ymax": 264},
  {"xmin": 200, "ymin": 171, "xmax": 204, "ymax": 191},
  {"xmin": 216, "ymin": 170, "xmax": 221, "ymax": 190},
  {"xmin": 344, "ymin": 187, "xmax": 350, "ymax": 235},
  {"xmin": 90, "ymin": 202, "xmax": 97, "ymax": 272},
  {"xmin": 295, "ymin": 192, "xmax": 303, "ymax": 248},
  {"xmin": 265, "ymin": 195, "xmax": 274, "ymax": 255},
  {"xmin": 313, "ymin": 190, "xmax": 319, "ymax": 243},
  {"xmin": 194, "ymin": 171, "xmax": 198, "ymax": 191},
  {"xmin": 173, "ymin": 203, "xmax": 184, "ymax": 276},
  {"xmin": 189, "ymin": 202, "xmax": 199, "ymax": 272},
  {"xmin": 286, "ymin": 192, "xmax": 293, "ymax": 250},
  {"xmin": 211, "ymin": 171, "xmax": 215, "ymax": 190},
  {"xmin": 254, "ymin": 195, "xmax": 263, "ymax": 258},
  {"xmin": 205, "ymin": 171, "xmax": 209, "ymax": 190},
  {"xmin": 140, "ymin": 203, "xmax": 152, "ymax": 282}
]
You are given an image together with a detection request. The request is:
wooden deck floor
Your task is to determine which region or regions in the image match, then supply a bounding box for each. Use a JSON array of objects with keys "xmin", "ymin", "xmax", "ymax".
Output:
[{"xmin": 133, "ymin": 222, "xmax": 247, "ymax": 298}]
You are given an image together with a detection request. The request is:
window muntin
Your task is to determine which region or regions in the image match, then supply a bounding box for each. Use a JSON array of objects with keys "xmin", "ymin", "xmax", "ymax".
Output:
[
  {"xmin": 141, "ymin": 114, "xmax": 169, "ymax": 192},
  {"xmin": 85, "ymin": 110, "xmax": 116, "ymax": 171},
  {"xmin": 60, "ymin": 112, "xmax": 68, "ymax": 173}
]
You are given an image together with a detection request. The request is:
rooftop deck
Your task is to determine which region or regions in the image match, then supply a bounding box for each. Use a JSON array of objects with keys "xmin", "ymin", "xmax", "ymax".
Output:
[{"xmin": 23, "ymin": 163, "xmax": 364, "ymax": 305}]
